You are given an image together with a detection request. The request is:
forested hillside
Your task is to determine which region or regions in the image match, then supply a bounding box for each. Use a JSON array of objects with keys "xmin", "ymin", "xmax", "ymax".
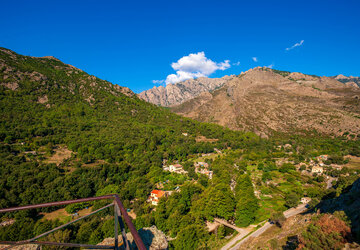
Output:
[
  {"xmin": 0, "ymin": 48, "xmax": 359, "ymax": 249},
  {"xmin": 0, "ymin": 47, "xmax": 257, "ymax": 205},
  {"xmin": 0, "ymin": 47, "xmax": 257, "ymax": 246}
]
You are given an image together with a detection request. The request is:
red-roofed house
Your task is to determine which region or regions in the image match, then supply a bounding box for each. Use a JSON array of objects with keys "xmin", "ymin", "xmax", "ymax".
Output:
[{"xmin": 149, "ymin": 190, "xmax": 166, "ymax": 206}]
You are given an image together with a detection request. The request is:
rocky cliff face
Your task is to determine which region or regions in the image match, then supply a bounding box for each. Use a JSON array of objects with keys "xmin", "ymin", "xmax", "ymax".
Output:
[
  {"xmin": 95, "ymin": 225, "xmax": 168, "ymax": 250},
  {"xmin": 171, "ymin": 67, "xmax": 360, "ymax": 137},
  {"xmin": 318, "ymin": 177, "xmax": 360, "ymax": 241},
  {"xmin": 138, "ymin": 75, "xmax": 235, "ymax": 106}
]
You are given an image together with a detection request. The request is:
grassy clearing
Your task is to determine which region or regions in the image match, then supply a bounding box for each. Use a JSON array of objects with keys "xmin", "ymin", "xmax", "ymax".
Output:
[
  {"xmin": 345, "ymin": 155, "xmax": 360, "ymax": 169},
  {"xmin": 40, "ymin": 207, "xmax": 93, "ymax": 223},
  {"xmin": 192, "ymin": 153, "xmax": 220, "ymax": 163},
  {"xmin": 256, "ymin": 196, "xmax": 285, "ymax": 222},
  {"xmin": 45, "ymin": 145, "xmax": 73, "ymax": 166}
]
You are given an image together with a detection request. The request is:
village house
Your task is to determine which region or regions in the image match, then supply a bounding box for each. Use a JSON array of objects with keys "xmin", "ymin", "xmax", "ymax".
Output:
[
  {"xmin": 149, "ymin": 190, "xmax": 166, "ymax": 206},
  {"xmin": 169, "ymin": 164, "xmax": 187, "ymax": 174},
  {"xmin": 162, "ymin": 159, "xmax": 169, "ymax": 171},
  {"xmin": 312, "ymin": 166, "xmax": 324, "ymax": 174},
  {"xmin": 194, "ymin": 162, "xmax": 209, "ymax": 168},
  {"xmin": 194, "ymin": 162, "xmax": 213, "ymax": 179},
  {"xmin": 316, "ymin": 155, "xmax": 328, "ymax": 162},
  {"xmin": 309, "ymin": 160, "xmax": 316, "ymax": 166},
  {"xmin": 301, "ymin": 197, "xmax": 311, "ymax": 204},
  {"xmin": 197, "ymin": 168, "xmax": 213, "ymax": 179}
]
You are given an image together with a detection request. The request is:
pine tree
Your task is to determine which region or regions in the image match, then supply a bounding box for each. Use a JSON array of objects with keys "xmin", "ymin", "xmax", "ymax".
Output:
[{"xmin": 234, "ymin": 174, "xmax": 259, "ymax": 226}]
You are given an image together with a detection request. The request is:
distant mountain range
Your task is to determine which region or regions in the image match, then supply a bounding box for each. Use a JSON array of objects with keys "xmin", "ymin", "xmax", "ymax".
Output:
[
  {"xmin": 332, "ymin": 74, "xmax": 360, "ymax": 88},
  {"xmin": 138, "ymin": 75, "xmax": 235, "ymax": 106},
  {"xmin": 141, "ymin": 67, "xmax": 360, "ymax": 137}
]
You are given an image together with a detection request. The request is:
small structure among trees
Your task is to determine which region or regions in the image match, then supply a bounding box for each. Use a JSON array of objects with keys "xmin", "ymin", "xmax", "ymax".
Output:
[
  {"xmin": 169, "ymin": 164, "xmax": 187, "ymax": 174},
  {"xmin": 194, "ymin": 162, "xmax": 213, "ymax": 179},
  {"xmin": 312, "ymin": 166, "xmax": 324, "ymax": 174},
  {"xmin": 149, "ymin": 190, "xmax": 166, "ymax": 206}
]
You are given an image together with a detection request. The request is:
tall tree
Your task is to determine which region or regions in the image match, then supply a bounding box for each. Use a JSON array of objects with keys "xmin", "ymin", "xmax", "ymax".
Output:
[
  {"xmin": 234, "ymin": 174, "xmax": 259, "ymax": 226},
  {"xmin": 174, "ymin": 224, "xmax": 208, "ymax": 250}
]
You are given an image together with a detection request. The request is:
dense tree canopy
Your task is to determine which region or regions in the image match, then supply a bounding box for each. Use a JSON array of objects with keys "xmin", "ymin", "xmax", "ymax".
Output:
[
  {"xmin": 235, "ymin": 174, "xmax": 259, "ymax": 226},
  {"xmin": 0, "ymin": 48, "xmax": 359, "ymax": 248}
]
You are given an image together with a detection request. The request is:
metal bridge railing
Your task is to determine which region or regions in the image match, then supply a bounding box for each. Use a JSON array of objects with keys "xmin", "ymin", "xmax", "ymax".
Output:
[{"xmin": 0, "ymin": 194, "xmax": 146, "ymax": 250}]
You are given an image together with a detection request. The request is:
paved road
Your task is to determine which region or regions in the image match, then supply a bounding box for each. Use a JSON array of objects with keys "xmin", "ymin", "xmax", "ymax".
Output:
[
  {"xmin": 220, "ymin": 228, "xmax": 251, "ymax": 250},
  {"xmin": 283, "ymin": 203, "xmax": 307, "ymax": 218},
  {"xmin": 222, "ymin": 203, "xmax": 308, "ymax": 250}
]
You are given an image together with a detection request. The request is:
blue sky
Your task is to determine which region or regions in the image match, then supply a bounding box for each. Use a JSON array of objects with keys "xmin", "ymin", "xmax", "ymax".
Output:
[{"xmin": 1, "ymin": 0, "xmax": 359, "ymax": 93}]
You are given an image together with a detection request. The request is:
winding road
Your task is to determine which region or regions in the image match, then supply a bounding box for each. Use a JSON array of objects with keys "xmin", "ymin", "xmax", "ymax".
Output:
[{"xmin": 221, "ymin": 203, "xmax": 308, "ymax": 250}]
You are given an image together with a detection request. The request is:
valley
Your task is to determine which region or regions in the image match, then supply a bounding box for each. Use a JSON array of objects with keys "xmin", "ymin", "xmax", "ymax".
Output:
[{"xmin": 0, "ymin": 48, "xmax": 359, "ymax": 249}]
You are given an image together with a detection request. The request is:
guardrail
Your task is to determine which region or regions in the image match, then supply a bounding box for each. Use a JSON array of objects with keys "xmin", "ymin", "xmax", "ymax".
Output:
[{"xmin": 0, "ymin": 194, "xmax": 146, "ymax": 250}]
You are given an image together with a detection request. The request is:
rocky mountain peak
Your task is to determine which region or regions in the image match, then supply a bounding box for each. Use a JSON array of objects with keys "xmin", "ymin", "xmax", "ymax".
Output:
[
  {"xmin": 138, "ymin": 75, "xmax": 235, "ymax": 106},
  {"xmin": 335, "ymin": 74, "xmax": 349, "ymax": 80}
]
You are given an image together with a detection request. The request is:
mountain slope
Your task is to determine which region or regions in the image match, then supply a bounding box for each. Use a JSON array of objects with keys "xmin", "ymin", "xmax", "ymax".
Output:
[
  {"xmin": 171, "ymin": 67, "xmax": 360, "ymax": 137},
  {"xmin": 0, "ymin": 47, "xmax": 257, "ymax": 206},
  {"xmin": 138, "ymin": 75, "xmax": 235, "ymax": 106}
]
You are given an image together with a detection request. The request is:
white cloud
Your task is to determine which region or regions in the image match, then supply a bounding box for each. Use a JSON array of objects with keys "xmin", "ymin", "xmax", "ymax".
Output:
[
  {"xmin": 252, "ymin": 57, "xmax": 258, "ymax": 62},
  {"xmin": 233, "ymin": 61, "xmax": 241, "ymax": 66},
  {"xmin": 161, "ymin": 52, "xmax": 230, "ymax": 84},
  {"xmin": 286, "ymin": 40, "xmax": 304, "ymax": 51},
  {"xmin": 152, "ymin": 80, "xmax": 165, "ymax": 85},
  {"xmin": 266, "ymin": 64, "xmax": 274, "ymax": 69}
]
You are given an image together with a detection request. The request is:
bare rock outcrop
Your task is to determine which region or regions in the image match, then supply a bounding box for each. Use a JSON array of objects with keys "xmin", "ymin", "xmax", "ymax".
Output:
[
  {"xmin": 115, "ymin": 85, "xmax": 135, "ymax": 97},
  {"xmin": 128, "ymin": 225, "xmax": 168, "ymax": 249},
  {"xmin": 95, "ymin": 225, "xmax": 168, "ymax": 250},
  {"xmin": 138, "ymin": 75, "xmax": 235, "ymax": 106}
]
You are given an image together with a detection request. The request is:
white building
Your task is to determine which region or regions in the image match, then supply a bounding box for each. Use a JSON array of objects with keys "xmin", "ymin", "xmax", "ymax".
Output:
[
  {"xmin": 149, "ymin": 190, "xmax": 166, "ymax": 206},
  {"xmin": 312, "ymin": 166, "xmax": 324, "ymax": 174},
  {"xmin": 169, "ymin": 164, "xmax": 187, "ymax": 174},
  {"xmin": 301, "ymin": 197, "xmax": 311, "ymax": 204}
]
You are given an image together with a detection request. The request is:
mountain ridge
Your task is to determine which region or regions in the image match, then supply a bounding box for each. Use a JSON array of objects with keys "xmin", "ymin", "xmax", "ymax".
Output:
[
  {"xmin": 0, "ymin": 47, "xmax": 135, "ymax": 99},
  {"xmin": 139, "ymin": 67, "xmax": 360, "ymax": 108},
  {"xmin": 170, "ymin": 67, "xmax": 360, "ymax": 137},
  {"xmin": 138, "ymin": 75, "xmax": 235, "ymax": 107}
]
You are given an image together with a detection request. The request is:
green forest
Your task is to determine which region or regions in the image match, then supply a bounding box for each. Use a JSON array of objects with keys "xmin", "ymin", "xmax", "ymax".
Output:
[{"xmin": 0, "ymin": 47, "xmax": 359, "ymax": 249}]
